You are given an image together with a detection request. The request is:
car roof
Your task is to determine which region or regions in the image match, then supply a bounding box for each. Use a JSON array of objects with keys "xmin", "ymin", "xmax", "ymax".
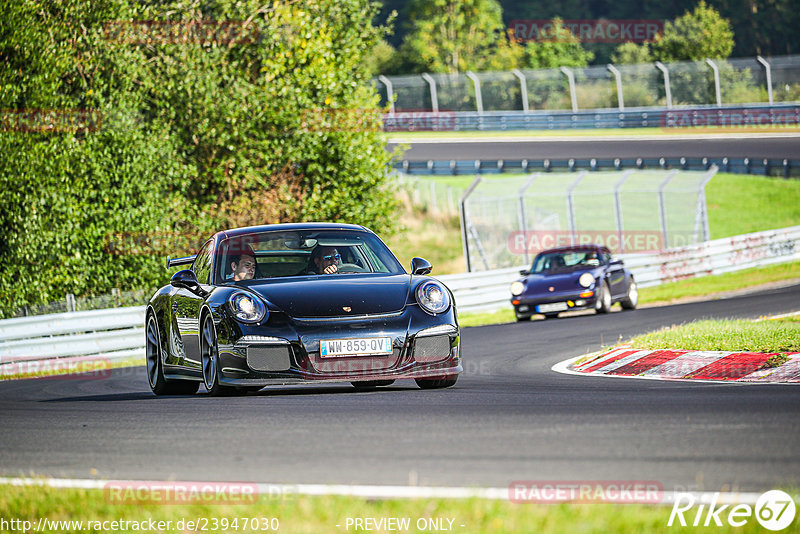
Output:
[
  {"xmin": 214, "ymin": 222, "xmax": 372, "ymax": 240},
  {"xmin": 536, "ymin": 244, "xmax": 611, "ymax": 255}
]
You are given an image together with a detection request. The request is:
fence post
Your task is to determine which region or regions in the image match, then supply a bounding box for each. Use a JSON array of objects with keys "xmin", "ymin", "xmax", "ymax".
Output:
[
  {"xmin": 460, "ymin": 176, "xmax": 483, "ymax": 272},
  {"xmin": 613, "ymin": 170, "xmax": 634, "ymax": 253},
  {"xmin": 517, "ymin": 173, "xmax": 539, "ymax": 265},
  {"xmin": 421, "ymin": 73, "xmax": 439, "ymax": 113},
  {"xmin": 66, "ymin": 293, "xmax": 76, "ymax": 313},
  {"xmin": 560, "ymin": 67, "xmax": 578, "ymax": 112},
  {"xmin": 429, "ymin": 180, "xmax": 437, "ymax": 216},
  {"xmin": 756, "ymin": 56, "xmax": 774, "ymax": 105},
  {"xmin": 566, "ymin": 171, "xmax": 588, "ymax": 245},
  {"xmin": 694, "ymin": 166, "xmax": 718, "ymax": 244},
  {"xmin": 705, "ymin": 59, "xmax": 722, "ymax": 106},
  {"xmin": 466, "ymin": 71, "xmax": 484, "ymax": 114},
  {"xmin": 654, "ymin": 62, "xmax": 672, "ymax": 109},
  {"xmin": 607, "ymin": 64, "xmax": 625, "ymax": 111},
  {"xmin": 512, "ymin": 69, "xmax": 529, "ymax": 112},
  {"xmin": 378, "ymin": 75, "xmax": 395, "ymax": 115},
  {"xmin": 658, "ymin": 170, "xmax": 678, "ymax": 249}
]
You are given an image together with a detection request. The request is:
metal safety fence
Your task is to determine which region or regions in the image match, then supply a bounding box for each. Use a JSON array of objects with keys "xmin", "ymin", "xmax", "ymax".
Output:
[
  {"xmin": 377, "ymin": 55, "xmax": 800, "ymax": 118},
  {"xmin": 459, "ymin": 169, "xmax": 717, "ymax": 272}
]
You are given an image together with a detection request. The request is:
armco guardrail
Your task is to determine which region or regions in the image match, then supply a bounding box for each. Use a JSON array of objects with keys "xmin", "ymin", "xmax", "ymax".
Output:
[
  {"xmin": 0, "ymin": 307, "xmax": 145, "ymax": 366},
  {"xmin": 1, "ymin": 226, "xmax": 797, "ymax": 369},
  {"xmin": 394, "ymin": 156, "xmax": 800, "ymax": 178},
  {"xmin": 383, "ymin": 103, "xmax": 800, "ymax": 132}
]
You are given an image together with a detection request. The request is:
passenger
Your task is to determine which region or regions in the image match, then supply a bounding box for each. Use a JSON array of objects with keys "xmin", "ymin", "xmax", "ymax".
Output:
[{"xmin": 230, "ymin": 249, "xmax": 256, "ymax": 281}]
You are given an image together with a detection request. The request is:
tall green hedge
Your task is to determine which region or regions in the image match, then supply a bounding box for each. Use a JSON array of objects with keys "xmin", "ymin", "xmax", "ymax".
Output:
[{"xmin": 0, "ymin": 0, "xmax": 396, "ymax": 317}]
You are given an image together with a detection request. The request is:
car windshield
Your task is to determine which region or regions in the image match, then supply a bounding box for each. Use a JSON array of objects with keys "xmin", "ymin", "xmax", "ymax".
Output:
[
  {"xmin": 531, "ymin": 251, "xmax": 604, "ymax": 273},
  {"xmin": 215, "ymin": 229, "xmax": 405, "ymax": 283}
]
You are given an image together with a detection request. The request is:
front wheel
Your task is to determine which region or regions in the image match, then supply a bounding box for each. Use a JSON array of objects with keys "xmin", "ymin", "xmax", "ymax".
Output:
[
  {"xmin": 416, "ymin": 375, "xmax": 458, "ymax": 389},
  {"xmin": 621, "ymin": 279, "xmax": 638, "ymax": 310},
  {"xmin": 201, "ymin": 315, "xmax": 236, "ymax": 396},
  {"xmin": 595, "ymin": 281, "xmax": 612, "ymax": 314},
  {"xmin": 146, "ymin": 314, "xmax": 199, "ymax": 396}
]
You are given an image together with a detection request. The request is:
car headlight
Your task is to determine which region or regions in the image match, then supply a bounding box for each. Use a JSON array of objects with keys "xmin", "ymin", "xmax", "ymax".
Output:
[
  {"xmin": 416, "ymin": 281, "xmax": 450, "ymax": 315},
  {"xmin": 228, "ymin": 292, "xmax": 267, "ymax": 324},
  {"xmin": 510, "ymin": 281, "xmax": 525, "ymax": 296},
  {"xmin": 578, "ymin": 272, "xmax": 595, "ymax": 288}
]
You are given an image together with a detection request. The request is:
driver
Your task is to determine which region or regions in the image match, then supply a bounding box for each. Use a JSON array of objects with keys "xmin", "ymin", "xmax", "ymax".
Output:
[
  {"xmin": 310, "ymin": 246, "xmax": 340, "ymax": 275},
  {"xmin": 228, "ymin": 244, "xmax": 257, "ymax": 281}
]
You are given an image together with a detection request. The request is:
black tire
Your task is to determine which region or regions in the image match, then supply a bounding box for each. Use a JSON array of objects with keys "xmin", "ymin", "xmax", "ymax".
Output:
[
  {"xmin": 415, "ymin": 375, "xmax": 458, "ymax": 389},
  {"xmin": 201, "ymin": 314, "xmax": 236, "ymax": 396},
  {"xmin": 515, "ymin": 313, "xmax": 531, "ymax": 322},
  {"xmin": 351, "ymin": 380, "xmax": 395, "ymax": 390},
  {"xmin": 146, "ymin": 314, "xmax": 199, "ymax": 396},
  {"xmin": 621, "ymin": 278, "xmax": 638, "ymax": 310},
  {"xmin": 595, "ymin": 281, "xmax": 612, "ymax": 314}
]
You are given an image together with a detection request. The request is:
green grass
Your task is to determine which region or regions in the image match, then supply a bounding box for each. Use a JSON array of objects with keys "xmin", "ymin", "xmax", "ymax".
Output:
[
  {"xmin": 706, "ymin": 174, "xmax": 800, "ymax": 239},
  {"xmin": 2, "ymin": 484, "xmax": 795, "ymax": 534},
  {"xmin": 639, "ymin": 260, "xmax": 800, "ymax": 305},
  {"xmin": 626, "ymin": 316, "xmax": 800, "ymax": 352},
  {"xmin": 386, "ymin": 127, "xmax": 800, "ymax": 139}
]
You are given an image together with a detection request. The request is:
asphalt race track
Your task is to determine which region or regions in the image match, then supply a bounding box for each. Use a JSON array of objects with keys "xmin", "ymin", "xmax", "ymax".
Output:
[
  {"xmin": 387, "ymin": 135, "xmax": 800, "ymax": 161},
  {"xmin": 1, "ymin": 284, "xmax": 799, "ymax": 493}
]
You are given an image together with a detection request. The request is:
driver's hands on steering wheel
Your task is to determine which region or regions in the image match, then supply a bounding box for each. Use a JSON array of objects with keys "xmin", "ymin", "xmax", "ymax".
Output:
[{"xmin": 323, "ymin": 264, "xmax": 338, "ymax": 274}]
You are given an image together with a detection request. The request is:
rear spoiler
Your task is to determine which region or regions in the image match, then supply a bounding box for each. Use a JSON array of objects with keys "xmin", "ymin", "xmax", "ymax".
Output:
[{"xmin": 166, "ymin": 255, "xmax": 196, "ymax": 269}]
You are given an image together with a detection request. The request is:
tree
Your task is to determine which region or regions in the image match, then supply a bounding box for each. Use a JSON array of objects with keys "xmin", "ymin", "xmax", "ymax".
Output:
[
  {"xmin": 650, "ymin": 1, "xmax": 734, "ymax": 62},
  {"xmin": 396, "ymin": 0, "xmax": 524, "ymax": 73},
  {"xmin": 610, "ymin": 42, "xmax": 651, "ymax": 65},
  {"xmin": 520, "ymin": 18, "xmax": 594, "ymax": 69}
]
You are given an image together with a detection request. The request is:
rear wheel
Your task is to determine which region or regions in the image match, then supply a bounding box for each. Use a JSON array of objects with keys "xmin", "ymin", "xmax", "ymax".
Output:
[
  {"xmin": 621, "ymin": 279, "xmax": 638, "ymax": 310},
  {"xmin": 146, "ymin": 314, "xmax": 199, "ymax": 396},
  {"xmin": 351, "ymin": 380, "xmax": 395, "ymax": 390},
  {"xmin": 595, "ymin": 281, "xmax": 612, "ymax": 314},
  {"xmin": 416, "ymin": 375, "xmax": 458, "ymax": 389},
  {"xmin": 201, "ymin": 315, "xmax": 236, "ymax": 396}
]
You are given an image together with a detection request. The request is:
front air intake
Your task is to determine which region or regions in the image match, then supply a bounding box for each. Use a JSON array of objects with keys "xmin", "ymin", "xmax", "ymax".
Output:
[
  {"xmin": 413, "ymin": 335, "xmax": 451, "ymax": 363},
  {"xmin": 247, "ymin": 346, "xmax": 292, "ymax": 372}
]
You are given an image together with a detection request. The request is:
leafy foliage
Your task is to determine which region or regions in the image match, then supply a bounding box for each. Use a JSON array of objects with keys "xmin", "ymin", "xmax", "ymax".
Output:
[
  {"xmin": 650, "ymin": 1, "xmax": 734, "ymax": 62},
  {"xmin": 0, "ymin": 0, "xmax": 396, "ymax": 317}
]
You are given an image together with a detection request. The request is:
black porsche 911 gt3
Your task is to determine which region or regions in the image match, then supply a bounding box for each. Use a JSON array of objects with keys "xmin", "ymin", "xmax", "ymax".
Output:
[{"xmin": 146, "ymin": 223, "xmax": 461, "ymax": 395}]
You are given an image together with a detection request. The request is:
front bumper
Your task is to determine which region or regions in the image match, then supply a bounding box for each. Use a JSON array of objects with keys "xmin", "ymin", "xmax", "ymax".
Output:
[
  {"xmin": 512, "ymin": 291, "xmax": 597, "ymax": 317},
  {"xmin": 215, "ymin": 307, "xmax": 461, "ymax": 386}
]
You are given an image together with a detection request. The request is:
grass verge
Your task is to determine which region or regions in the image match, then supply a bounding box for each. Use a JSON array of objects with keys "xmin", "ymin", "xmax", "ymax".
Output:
[
  {"xmin": 626, "ymin": 316, "xmax": 800, "ymax": 352},
  {"xmin": 0, "ymin": 484, "xmax": 792, "ymax": 534},
  {"xmin": 387, "ymin": 127, "xmax": 800, "ymax": 140}
]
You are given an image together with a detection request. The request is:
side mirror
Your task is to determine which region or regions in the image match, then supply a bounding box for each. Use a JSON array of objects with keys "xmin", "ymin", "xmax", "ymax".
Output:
[
  {"xmin": 410, "ymin": 257, "xmax": 433, "ymax": 276},
  {"xmin": 170, "ymin": 269, "xmax": 201, "ymax": 292},
  {"xmin": 519, "ymin": 269, "xmax": 529, "ymax": 276}
]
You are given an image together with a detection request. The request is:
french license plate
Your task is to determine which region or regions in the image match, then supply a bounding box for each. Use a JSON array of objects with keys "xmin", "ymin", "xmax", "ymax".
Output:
[
  {"xmin": 537, "ymin": 302, "xmax": 568, "ymax": 313},
  {"xmin": 320, "ymin": 337, "xmax": 393, "ymax": 358}
]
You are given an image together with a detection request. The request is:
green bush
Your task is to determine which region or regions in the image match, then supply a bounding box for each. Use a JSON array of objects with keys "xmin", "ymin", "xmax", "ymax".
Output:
[{"xmin": 0, "ymin": 0, "xmax": 397, "ymax": 317}]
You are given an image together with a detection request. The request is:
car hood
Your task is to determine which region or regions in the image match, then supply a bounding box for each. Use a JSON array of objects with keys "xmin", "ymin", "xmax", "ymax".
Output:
[
  {"xmin": 523, "ymin": 268, "xmax": 601, "ymax": 293},
  {"xmin": 241, "ymin": 274, "xmax": 411, "ymax": 317}
]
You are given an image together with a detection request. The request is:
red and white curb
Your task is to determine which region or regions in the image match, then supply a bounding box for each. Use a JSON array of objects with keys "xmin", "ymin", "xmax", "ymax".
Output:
[{"xmin": 554, "ymin": 348, "xmax": 800, "ymax": 384}]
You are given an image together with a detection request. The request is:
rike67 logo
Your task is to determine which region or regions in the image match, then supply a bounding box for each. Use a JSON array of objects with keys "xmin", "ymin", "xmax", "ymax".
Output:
[{"xmin": 668, "ymin": 490, "xmax": 796, "ymax": 530}]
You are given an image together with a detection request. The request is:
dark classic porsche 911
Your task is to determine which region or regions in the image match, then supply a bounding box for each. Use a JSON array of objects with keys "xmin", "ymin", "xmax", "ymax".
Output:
[
  {"xmin": 146, "ymin": 223, "xmax": 461, "ymax": 396},
  {"xmin": 510, "ymin": 244, "xmax": 638, "ymax": 321}
]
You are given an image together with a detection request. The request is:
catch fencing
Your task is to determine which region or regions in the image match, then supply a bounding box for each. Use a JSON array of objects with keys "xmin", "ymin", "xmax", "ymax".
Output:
[
  {"xmin": 460, "ymin": 169, "xmax": 716, "ymax": 272},
  {"xmin": 377, "ymin": 55, "xmax": 800, "ymax": 122},
  {"xmin": 0, "ymin": 225, "xmax": 797, "ymax": 371}
]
